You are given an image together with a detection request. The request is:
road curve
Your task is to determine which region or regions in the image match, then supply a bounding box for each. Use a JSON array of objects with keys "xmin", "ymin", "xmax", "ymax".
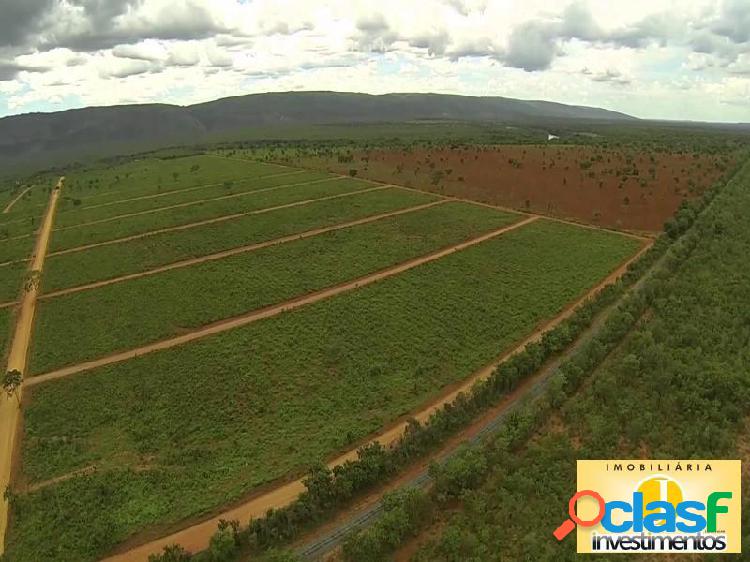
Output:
[{"xmin": 0, "ymin": 177, "xmax": 63, "ymax": 555}]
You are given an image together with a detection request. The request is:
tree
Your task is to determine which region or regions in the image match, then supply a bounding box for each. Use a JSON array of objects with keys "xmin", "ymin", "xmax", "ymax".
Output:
[
  {"xmin": 147, "ymin": 544, "xmax": 191, "ymax": 562},
  {"xmin": 3, "ymin": 370, "xmax": 22, "ymax": 404}
]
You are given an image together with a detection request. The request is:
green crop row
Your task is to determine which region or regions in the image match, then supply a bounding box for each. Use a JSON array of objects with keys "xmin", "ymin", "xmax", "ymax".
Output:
[
  {"xmin": 0, "ymin": 261, "xmax": 28, "ymax": 303},
  {"xmin": 53, "ymin": 170, "xmax": 330, "ymax": 228},
  {"xmin": 42, "ymin": 188, "xmax": 438, "ymax": 291},
  {"xmin": 31, "ymin": 202, "xmax": 519, "ymax": 373},
  {"xmin": 0, "ymin": 233, "xmax": 36, "ymax": 264},
  {"xmin": 47, "ymin": 178, "xmax": 373, "ymax": 252},
  {"xmin": 58, "ymin": 155, "xmax": 284, "ymax": 206},
  {"xmin": 15, "ymin": 219, "xmax": 640, "ymax": 562},
  {"xmin": 0, "ymin": 307, "xmax": 12, "ymax": 361}
]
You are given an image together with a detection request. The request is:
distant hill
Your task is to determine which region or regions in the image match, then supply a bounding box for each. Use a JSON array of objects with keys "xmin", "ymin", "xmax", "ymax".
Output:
[{"xmin": 0, "ymin": 91, "xmax": 636, "ymax": 175}]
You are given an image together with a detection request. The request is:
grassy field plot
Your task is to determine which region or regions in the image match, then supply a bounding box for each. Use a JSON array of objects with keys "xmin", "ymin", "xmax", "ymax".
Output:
[
  {"xmin": 12, "ymin": 220, "xmax": 640, "ymax": 562},
  {"xmin": 42, "ymin": 188, "xmax": 438, "ymax": 291},
  {"xmin": 32, "ymin": 202, "xmax": 520, "ymax": 373},
  {"xmin": 1, "ymin": 180, "xmax": 57, "ymax": 218},
  {"xmin": 0, "ymin": 236, "xmax": 35, "ymax": 264},
  {"xmin": 0, "ymin": 307, "xmax": 12, "ymax": 361},
  {"xmin": 48, "ymin": 177, "xmax": 372, "ymax": 252},
  {"xmin": 0, "ymin": 214, "xmax": 41, "ymax": 241},
  {"xmin": 0, "ymin": 262, "xmax": 28, "ymax": 304},
  {"xmin": 53, "ymin": 169, "xmax": 330, "ymax": 228},
  {"xmin": 57, "ymin": 155, "xmax": 285, "ymax": 207}
]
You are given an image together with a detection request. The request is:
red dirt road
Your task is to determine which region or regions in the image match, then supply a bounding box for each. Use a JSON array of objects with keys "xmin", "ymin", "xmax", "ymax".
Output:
[
  {"xmin": 53, "ymin": 176, "xmax": 345, "ymax": 233},
  {"xmin": 0, "ymin": 177, "xmax": 62, "ymax": 555},
  {"xmin": 28, "ymin": 216, "xmax": 538, "ymax": 387},
  {"xmin": 47, "ymin": 184, "xmax": 390, "ymax": 258},
  {"xmin": 100, "ymin": 233, "xmax": 650, "ymax": 562},
  {"xmin": 59, "ymin": 169, "xmax": 304, "ymax": 214},
  {"xmin": 40, "ymin": 199, "xmax": 447, "ymax": 299}
]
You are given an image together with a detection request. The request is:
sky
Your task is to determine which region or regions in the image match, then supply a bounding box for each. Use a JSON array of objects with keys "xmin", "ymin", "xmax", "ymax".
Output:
[{"xmin": 0, "ymin": 0, "xmax": 749, "ymax": 122}]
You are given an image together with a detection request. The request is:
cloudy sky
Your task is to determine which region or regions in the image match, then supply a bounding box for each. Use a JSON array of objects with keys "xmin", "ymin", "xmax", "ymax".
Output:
[{"xmin": 1, "ymin": 0, "xmax": 749, "ymax": 122}]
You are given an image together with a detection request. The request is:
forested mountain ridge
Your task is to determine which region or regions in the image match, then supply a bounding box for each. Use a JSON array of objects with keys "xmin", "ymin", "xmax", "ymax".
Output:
[{"xmin": 0, "ymin": 91, "xmax": 634, "ymax": 174}]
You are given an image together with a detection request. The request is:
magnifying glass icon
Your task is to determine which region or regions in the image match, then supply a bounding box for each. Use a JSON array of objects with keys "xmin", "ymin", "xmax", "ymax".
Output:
[{"xmin": 553, "ymin": 490, "xmax": 606, "ymax": 541}]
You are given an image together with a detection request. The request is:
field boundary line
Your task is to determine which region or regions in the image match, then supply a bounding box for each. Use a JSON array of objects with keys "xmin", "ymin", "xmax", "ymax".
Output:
[
  {"xmin": 294, "ymin": 243, "xmax": 656, "ymax": 560},
  {"xmin": 379, "ymin": 181, "xmax": 651, "ymax": 242},
  {"xmin": 2, "ymin": 188, "xmax": 33, "ymax": 214},
  {"xmin": 40, "ymin": 200, "xmax": 448, "ymax": 300},
  {"xmin": 57, "ymin": 170, "xmax": 306, "ymax": 216},
  {"xmin": 0, "ymin": 301, "xmax": 17, "ymax": 310},
  {"xmin": 0, "ymin": 232, "xmax": 36, "ymax": 245},
  {"xmin": 222, "ymin": 155, "xmax": 652, "ymax": 242},
  {"xmin": 28, "ymin": 216, "xmax": 538, "ymax": 387},
  {"xmin": 99, "ymin": 232, "xmax": 650, "ymax": 562},
  {"xmin": 42, "ymin": 156, "xmax": 292, "ymax": 209},
  {"xmin": 0, "ymin": 177, "xmax": 63, "ymax": 555},
  {"xmin": 46, "ymin": 185, "xmax": 394, "ymax": 258},
  {"xmin": 0, "ymin": 258, "xmax": 28, "ymax": 268},
  {"xmin": 53, "ymin": 176, "xmax": 346, "ymax": 233}
]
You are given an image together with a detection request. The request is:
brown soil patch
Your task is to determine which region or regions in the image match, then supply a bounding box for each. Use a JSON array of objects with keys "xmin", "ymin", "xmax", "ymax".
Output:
[{"xmin": 298, "ymin": 145, "xmax": 734, "ymax": 232}]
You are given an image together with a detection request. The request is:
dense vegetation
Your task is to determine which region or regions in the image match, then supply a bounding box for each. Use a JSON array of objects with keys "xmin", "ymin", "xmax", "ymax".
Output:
[
  {"xmin": 145, "ymin": 209, "xmax": 666, "ymax": 562},
  {"xmin": 31, "ymin": 202, "xmax": 519, "ymax": 372},
  {"xmin": 340, "ymin": 158, "xmax": 750, "ymax": 561},
  {"xmin": 10, "ymin": 220, "xmax": 638, "ymax": 562},
  {"xmin": 40, "ymin": 188, "xmax": 437, "ymax": 290}
]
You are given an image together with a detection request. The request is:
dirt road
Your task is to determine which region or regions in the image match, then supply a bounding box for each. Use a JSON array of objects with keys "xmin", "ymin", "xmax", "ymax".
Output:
[
  {"xmin": 0, "ymin": 177, "xmax": 62, "ymax": 555},
  {"xmin": 53, "ymin": 176, "xmax": 345, "ymax": 233},
  {"xmin": 47, "ymin": 185, "xmax": 392, "ymax": 258},
  {"xmin": 29, "ymin": 216, "xmax": 538, "ymax": 387},
  {"xmin": 2, "ymin": 187, "xmax": 32, "ymax": 214},
  {"xmin": 60, "ymin": 169, "xmax": 305, "ymax": 214},
  {"xmin": 100, "ymin": 232, "xmax": 649, "ymax": 562},
  {"xmin": 41, "ymin": 200, "xmax": 446, "ymax": 300}
]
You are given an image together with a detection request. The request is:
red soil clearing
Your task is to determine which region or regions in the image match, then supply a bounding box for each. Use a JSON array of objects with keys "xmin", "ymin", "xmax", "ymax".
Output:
[{"xmin": 303, "ymin": 145, "xmax": 734, "ymax": 232}]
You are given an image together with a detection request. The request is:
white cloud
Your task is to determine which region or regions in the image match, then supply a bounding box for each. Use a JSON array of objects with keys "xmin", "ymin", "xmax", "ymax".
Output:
[{"xmin": 0, "ymin": 0, "xmax": 747, "ymax": 122}]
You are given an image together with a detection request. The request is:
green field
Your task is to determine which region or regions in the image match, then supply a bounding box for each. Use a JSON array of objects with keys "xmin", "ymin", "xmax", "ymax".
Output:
[
  {"xmin": 48, "ymin": 177, "xmax": 372, "ymax": 252},
  {"xmin": 53, "ymin": 169, "xmax": 328, "ymax": 228},
  {"xmin": 31, "ymin": 202, "xmax": 520, "ymax": 373},
  {"xmin": 0, "ymin": 262, "xmax": 28, "ymax": 303},
  {"xmin": 12, "ymin": 219, "xmax": 640, "ymax": 562},
  {"xmin": 42, "ymin": 188, "xmax": 438, "ymax": 291},
  {"xmin": 58, "ymin": 155, "xmax": 285, "ymax": 204},
  {"xmin": 409, "ymin": 159, "xmax": 750, "ymax": 562},
  {"xmin": 0, "ymin": 215, "xmax": 40, "ymax": 241},
  {"xmin": 0, "ymin": 235, "xmax": 34, "ymax": 264},
  {"xmin": 0, "ymin": 307, "xmax": 12, "ymax": 360}
]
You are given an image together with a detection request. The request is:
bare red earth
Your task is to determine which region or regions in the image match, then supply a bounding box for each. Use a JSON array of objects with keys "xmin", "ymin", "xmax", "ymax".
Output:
[{"xmin": 300, "ymin": 145, "xmax": 733, "ymax": 231}]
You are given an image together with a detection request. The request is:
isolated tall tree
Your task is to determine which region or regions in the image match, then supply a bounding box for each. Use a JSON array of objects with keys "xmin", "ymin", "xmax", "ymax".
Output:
[{"xmin": 2, "ymin": 370, "xmax": 22, "ymax": 405}]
